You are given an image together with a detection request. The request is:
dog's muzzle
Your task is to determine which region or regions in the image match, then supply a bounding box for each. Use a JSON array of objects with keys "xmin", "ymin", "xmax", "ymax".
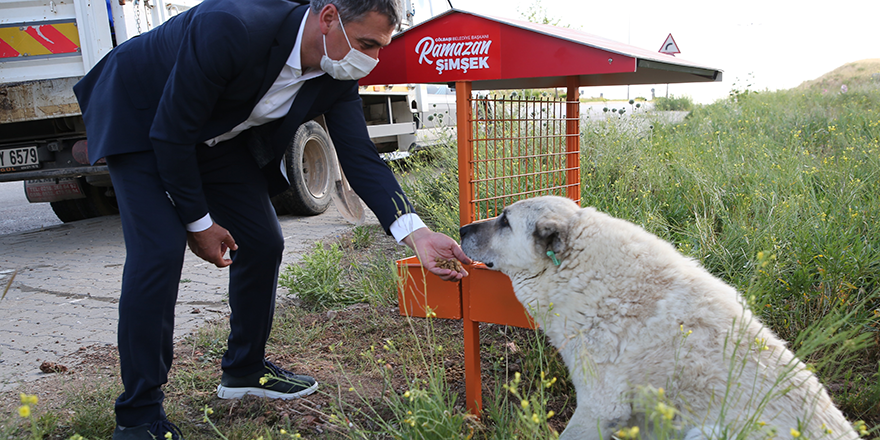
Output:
[{"xmin": 459, "ymin": 223, "xmax": 494, "ymax": 268}]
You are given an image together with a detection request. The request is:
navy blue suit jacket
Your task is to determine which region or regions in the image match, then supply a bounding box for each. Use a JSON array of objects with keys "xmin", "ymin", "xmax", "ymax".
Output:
[{"xmin": 74, "ymin": 0, "xmax": 413, "ymax": 231}]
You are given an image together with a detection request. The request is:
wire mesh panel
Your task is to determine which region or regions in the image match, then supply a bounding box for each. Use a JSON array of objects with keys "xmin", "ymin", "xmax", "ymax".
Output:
[{"xmin": 465, "ymin": 94, "xmax": 580, "ymax": 222}]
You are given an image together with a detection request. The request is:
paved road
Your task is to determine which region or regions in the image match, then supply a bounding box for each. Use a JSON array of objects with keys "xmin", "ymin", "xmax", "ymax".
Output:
[
  {"xmin": 0, "ymin": 205, "xmax": 367, "ymax": 391},
  {"xmin": 0, "ymin": 181, "xmax": 63, "ymax": 235}
]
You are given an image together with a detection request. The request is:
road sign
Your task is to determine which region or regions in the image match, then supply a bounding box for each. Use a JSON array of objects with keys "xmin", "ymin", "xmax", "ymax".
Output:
[{"xmin": 659, "ymin": 33, "xmax": 680, "ymax": 55}]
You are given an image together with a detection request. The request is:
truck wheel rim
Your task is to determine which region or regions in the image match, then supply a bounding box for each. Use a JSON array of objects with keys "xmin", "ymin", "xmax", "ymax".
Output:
[{"xmin": 302, "ymin": 136, "xmax": 330, "ymax": 199}]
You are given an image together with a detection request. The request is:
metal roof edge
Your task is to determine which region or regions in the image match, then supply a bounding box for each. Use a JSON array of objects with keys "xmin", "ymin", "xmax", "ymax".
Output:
[{"xmin": 636, "ymin": 60, "xmax": 722, "ymax": 81}]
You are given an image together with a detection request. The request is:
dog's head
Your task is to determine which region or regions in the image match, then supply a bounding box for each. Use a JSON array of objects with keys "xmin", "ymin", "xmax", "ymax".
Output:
[{"xmin": 459, "ymin": 196, "xmax": 580, "ymax": 274}]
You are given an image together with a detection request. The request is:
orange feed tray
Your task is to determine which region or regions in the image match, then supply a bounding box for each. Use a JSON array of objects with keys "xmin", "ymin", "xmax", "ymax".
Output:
[
  {"xmin": 467, "ymin": 264, "xmax": 535, "ymax": 329},
  {"xmin": 396, "ymin": 256, "xmax": 537, "ymax": 414},
  {"xmin": 396, "ymin": 256, "xmax": 462, "ymax": 319},
  {"xmin": 396, "ymin": 257, "xmax": 534, "ymax": 329}
]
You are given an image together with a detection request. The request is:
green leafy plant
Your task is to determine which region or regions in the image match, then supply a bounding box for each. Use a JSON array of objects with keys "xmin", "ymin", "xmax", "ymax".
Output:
[{"xmin": 279, "ymin": 241, "xmax": 359, "ymax": 309}]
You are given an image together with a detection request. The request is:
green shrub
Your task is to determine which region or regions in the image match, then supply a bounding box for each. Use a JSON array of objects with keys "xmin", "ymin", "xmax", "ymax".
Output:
[{"xmin": 653, "ymin": 95, "xmax": 694, "ymax": 111}]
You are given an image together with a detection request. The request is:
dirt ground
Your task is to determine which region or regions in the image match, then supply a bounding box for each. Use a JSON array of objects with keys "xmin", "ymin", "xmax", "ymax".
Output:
[
  {"xmin": 1, "ymin": 227, "xmax": 575, "ymax": 438},
  {"xmin": 2, "ymin": 304, "xmax": 574, "ymax": 438}
]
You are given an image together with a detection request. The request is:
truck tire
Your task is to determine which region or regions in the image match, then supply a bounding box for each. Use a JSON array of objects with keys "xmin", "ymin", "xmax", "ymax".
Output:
[
  {"xmin": 271, "ymin": 121, "xmax": 334, "ymax": 216},
  {"xmin": 50, "ymin": 178, "xmax": 119, "ymax": 223}
]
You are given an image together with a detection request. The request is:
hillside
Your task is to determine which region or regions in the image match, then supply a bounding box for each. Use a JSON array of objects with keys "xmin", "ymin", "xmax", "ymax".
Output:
[{"xmin": 797, "ymin": 58, "xmax": 880, "ymax": 91}]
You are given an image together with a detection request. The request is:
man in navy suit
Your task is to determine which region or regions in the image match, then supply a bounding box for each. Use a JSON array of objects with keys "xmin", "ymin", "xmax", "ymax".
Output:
[{"xmin": 74, "ymin": 0, "xmax": 471, "ymax": 438}]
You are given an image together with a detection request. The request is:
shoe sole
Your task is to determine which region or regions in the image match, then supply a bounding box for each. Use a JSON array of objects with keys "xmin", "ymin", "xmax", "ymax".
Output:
[{"xmin": 216, "ymin": 382, "xmax": 319, "ymax": 400}]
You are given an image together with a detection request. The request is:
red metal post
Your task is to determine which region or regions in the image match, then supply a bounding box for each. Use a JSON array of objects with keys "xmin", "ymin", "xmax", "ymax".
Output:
[
  {"xmin": 566, "ymin": 76, "xmax": 581, "ymax": 202},
  {"xmin": 461, "ymin": 271, "xmax": 482, "ymax": 414},
  {"xmin": 457, "ymin": 81, "xmax": 475, "ymax": 226},
  {"xmin": 455, "ymin": 80, "xmax": 482, "ymax": 414}
]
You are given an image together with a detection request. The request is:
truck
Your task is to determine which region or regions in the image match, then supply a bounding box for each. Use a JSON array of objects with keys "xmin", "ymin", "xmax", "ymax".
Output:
[{"xmin": 0, "ymin": 0, "xmax": 452, "ymax": 223}]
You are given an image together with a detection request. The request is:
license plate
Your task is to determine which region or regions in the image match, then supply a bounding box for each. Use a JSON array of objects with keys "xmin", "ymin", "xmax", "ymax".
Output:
[{"xmin": 0, "ymin": 146, "xmax": 40, "ymax": 173}]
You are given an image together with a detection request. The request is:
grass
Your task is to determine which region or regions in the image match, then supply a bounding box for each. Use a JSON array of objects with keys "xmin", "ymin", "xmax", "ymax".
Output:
[
  {"xmin": 3, "ymin": 81, "xmax": 880, "ymax": 438},
  {"xmin": 581, "ymin": 86, "xmax": 880, "ymax": 344}
]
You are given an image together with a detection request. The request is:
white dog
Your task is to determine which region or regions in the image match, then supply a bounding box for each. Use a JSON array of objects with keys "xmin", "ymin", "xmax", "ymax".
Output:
[{"xmin": 459, "ymin": 196, "xmax": 858, "ymax": 440}]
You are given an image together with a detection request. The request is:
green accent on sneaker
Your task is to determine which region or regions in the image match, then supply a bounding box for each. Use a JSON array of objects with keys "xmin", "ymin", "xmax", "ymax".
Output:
[{"xmin": 217, "ymin": 360, "xmax": 318, "ymax": 400}]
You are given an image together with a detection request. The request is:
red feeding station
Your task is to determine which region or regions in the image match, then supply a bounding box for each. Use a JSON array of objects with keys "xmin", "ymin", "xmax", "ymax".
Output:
[{"xmin": 359, "ymin": 9, "xmax": 722, "ymax": 414}]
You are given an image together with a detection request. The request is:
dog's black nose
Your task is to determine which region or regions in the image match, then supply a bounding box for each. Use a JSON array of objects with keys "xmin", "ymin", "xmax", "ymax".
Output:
[{"xmin": 459, "ymin": 224, "xmax": 472, "ymax": 239}]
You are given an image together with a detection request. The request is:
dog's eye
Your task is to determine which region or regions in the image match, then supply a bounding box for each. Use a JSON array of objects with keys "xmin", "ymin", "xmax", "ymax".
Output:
[{"xmin": 498, "ymin": 213, "xmax": 509, "ymax": 228}]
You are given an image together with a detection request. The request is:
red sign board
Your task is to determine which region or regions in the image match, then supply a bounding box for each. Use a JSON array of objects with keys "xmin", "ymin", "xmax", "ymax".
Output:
[
  {"xmin": 409, "ymin": 15, "xmax": 502, "ymax": 81},
  {"xmin": 362, "ymin": 10, "xmax": 721, "ymax": 90},
  {"xmin": 368, "ymin": 13, "xmax": 503, "ymax": 84},
  {"xmin": 364, "ymin": 11, "xmax": 638, "ymax": 87}
]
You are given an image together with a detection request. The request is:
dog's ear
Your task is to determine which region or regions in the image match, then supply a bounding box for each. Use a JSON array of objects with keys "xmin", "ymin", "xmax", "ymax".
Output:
[{"xmin": 534, "ymin": 217, "xmax": 567, "ymax": 255}]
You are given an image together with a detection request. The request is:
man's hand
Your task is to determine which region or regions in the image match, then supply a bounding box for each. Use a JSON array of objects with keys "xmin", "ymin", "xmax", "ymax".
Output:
[
  {"xmin": 403, "ymin": 227, "xmax": 472, "ymax": 281},
  {"xmin": 186, "ymin": 223, "xmax": 238, "ymax": 268}
]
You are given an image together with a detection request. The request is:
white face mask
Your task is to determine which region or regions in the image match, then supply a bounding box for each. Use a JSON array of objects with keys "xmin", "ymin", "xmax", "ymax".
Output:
[{"xmin": 320, "ymin": 16, "xmax": 379, "ymax": 81}]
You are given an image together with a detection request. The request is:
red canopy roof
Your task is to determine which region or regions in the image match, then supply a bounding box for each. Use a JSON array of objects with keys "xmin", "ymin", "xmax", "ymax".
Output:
[{"xmin": 360, "ymin": 9, "xmax": 722, "ymax": 90}]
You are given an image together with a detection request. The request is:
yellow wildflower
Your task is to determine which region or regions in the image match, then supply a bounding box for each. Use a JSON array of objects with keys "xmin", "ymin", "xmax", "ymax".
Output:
[
  {"xmin": 791, "ymin": 428, "xmax": 801, "ymax": 438},
  {"xmin": 259, "ymin": 376, "xmax": 269, "ymax": 385},
  {"xmin": 615, "ymin": 426, "xmax": 640, "ymax": 439},
  {"xmin": 18, "ymin": 405, "xmax": 31, "ymax": 418},
  {"xmin": 521, "ymin": 399, "xmax": 529, "ymax": 409},
  {"xmin": 20, "ymin": 393, "xmax": 38, "ymax": 405},
  {"xmin": 655, "ymin": 402, "xmax": 675, "ymax": 420},
  {"xmin": 165, "ymin": 432, "xmax": 173, "ymax": 439}
]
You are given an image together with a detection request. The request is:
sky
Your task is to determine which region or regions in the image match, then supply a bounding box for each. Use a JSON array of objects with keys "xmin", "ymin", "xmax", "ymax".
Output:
[{"xmin": 412, "ymin": 0, "xmax": 880, "ymax": 103}]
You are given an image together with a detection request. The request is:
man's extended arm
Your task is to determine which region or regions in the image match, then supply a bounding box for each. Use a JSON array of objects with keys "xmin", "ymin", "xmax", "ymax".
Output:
[{"xmin": 323, "ymin": 83, "xmax": 470, "ymax": 279}]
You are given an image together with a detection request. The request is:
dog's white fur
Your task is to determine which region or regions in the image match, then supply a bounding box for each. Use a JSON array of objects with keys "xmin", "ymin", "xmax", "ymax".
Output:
[{"xmin": 459, "ymin": 196, "xmax": 857, "ymax": 440}]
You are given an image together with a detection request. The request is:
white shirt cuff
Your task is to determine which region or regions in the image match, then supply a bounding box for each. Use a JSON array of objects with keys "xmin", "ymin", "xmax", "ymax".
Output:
[
  {"xmin": 389, "ymin": 213, "xmax": 427, "ymax": 244},
  {"xmin": 186, "ymin": 213, "xmax": 213, "ymax": 232}
]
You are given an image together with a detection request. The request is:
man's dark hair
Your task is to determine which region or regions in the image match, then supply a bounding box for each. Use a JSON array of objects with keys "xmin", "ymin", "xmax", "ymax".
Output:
[{"xmin": 310, "ymin": 0, "xmax": 402, "ymax": 28}]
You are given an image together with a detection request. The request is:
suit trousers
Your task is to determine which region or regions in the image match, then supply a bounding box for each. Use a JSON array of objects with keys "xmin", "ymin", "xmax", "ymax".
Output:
[{"xmin": 106, "ymin": 139, "xmax": 284, "ymax": 426}]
